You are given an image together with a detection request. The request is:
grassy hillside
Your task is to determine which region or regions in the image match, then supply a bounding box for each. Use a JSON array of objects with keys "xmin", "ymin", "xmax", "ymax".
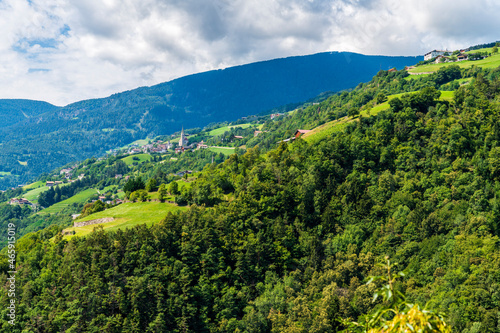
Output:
[
  {"xmin": 38, "ymin": 188, "xmax": 98, "ymax": 215},
  {"xmin": 0, "ymin": 171, "xmax": 11, "ymax": 179},
  {"xmin": 63, "ymin": 201, "xmax": 187, "ymax": 238},
  {"xmin": 121, "ymin": 153, "xmax": 153, "ymax": 165},
  {"xmin": 208, "ymin": 123, "xmax": 256, "ymax": 136},
  {"xmin": 209, "ymin": 147, "xmax": 236, "ymax": 155},
  {"xmin": 22, "ymin": 180, "xmax": 44, "ymax": 190},
  {"xmin": 408, "ymin": 50, "xmax": 500, "ymax": 74},
  {"xmin": 22, "ymin": 185, "xmax": 50, "ymax": 203},
  {"xmin": 303, "ymin": 90, "xmax": 455, "ymax": 144}
]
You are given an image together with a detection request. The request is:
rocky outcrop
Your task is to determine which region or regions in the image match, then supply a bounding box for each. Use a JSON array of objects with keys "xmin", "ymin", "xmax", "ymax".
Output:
[{"xmin": 74, "ymin": 217, "xmax": 114, "ymax": 228}]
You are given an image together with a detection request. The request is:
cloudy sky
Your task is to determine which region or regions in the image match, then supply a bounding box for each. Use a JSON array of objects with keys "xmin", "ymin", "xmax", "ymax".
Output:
[{"xmin": 0, "ymin": 0, "xmax": 498, "ymax": 106}]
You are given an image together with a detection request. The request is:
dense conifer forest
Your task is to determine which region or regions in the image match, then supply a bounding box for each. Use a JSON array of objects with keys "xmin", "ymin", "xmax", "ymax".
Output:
[{"xmin": 2, "ymin": 61, "xmax": 500, "ymax": 332}]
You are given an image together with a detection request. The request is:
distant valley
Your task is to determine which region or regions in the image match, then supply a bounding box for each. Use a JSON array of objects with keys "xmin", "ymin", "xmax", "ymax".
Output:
[{"xmin": 0, "ymin": 51, "xmax": 421, "ymax": 189}]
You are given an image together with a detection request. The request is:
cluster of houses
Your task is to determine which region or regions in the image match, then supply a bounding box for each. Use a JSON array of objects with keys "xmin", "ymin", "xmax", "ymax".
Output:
[
  {"xmin": 123, "ymin": 124, "xmax": 273, "ymax": 156},
  {"xmin": 423, "ymin": 49, "xmax": 485, "ymax": 64},
  {"xmin": 59, "ymin": 165, "xmax": 79, "ymax": 179},
  {"xmin": 45, "ymin": 173, "xmax": 85, "ymax": 187},
  {"xmin": 92, "ymin": 196, "xmax": 124, "ymax": 205},
  {"xmin": 126, "ymin": 128, "xmax": 214, "ymax": 155},
  {"xmin": 130, "ymin": 141, "xmax": 173, "ymax": 154}
]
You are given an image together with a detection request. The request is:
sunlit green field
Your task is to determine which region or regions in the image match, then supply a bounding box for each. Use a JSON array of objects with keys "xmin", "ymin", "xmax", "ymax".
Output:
[
  {"xmin": 121, "ymin": 153, "xmax": 152, "ymax": 165},
  {"xmin": 23, "ymin": 181, "xmax": 44, "ymax": 190},
  {"xmin": 24, "ymin": 182, "xmax": 73, "ymax": 203},
  {"xmin": 23, "ymin": 185, "xmax": 50, "ymax": 203},
  {"xmin": 408, "ymin": 52, "xmax": 500, "ymax": 74},
  {"xmin": 208, "ymin": 123, "xmax": 262, "ymax": 136},
  {"xmin": 302, "ymin": 118, "xmax": 350, "ymax": 144},
  {"xmin": 209, "ymin": 147, "xmax": 236, "ymax": 155},
  {"xmin": 63, "ymin": 201, "xmax": 187, "ymax": 238}
]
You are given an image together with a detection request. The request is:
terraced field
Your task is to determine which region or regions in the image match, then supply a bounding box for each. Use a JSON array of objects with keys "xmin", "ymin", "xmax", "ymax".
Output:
[{"xmin": 38, "ymin": 188, "xmax": 98, "ymax": 215}]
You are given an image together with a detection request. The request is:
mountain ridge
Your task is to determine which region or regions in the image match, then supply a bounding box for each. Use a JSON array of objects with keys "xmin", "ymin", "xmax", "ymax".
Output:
[{"xmin": 0, "ymin": 51, "xmax": 422, "ymax": 188}]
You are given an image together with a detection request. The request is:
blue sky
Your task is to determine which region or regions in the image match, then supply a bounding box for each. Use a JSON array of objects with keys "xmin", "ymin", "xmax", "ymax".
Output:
[{"xmin": 0, "ymin": 0, "xmax": 499, "ymax": 106}]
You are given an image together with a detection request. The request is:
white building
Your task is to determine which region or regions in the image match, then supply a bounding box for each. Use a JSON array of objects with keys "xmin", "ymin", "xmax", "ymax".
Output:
[{"xmin": 424, "ymin": 50, "xmax": 448, "ymax": 61}]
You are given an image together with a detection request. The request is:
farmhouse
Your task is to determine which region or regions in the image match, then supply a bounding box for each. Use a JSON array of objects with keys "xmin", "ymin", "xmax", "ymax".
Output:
[
  {"xmin": 434, "ymin": 55, "xmax": 448, "ymax": 64},
  {"xmin": 197, "ymin": 141, "xmax": 208, "ymax": 149},
  {"xmin": 294, "ymin": 129, "xmax": 312, "ymax": 139},
  {"xmin": 130, "ymin": 148, "xmax": 142, "ymax": 154},
  {"xmin": 10, "ymin": 198, "xmax": 32, "ymax": 205},
  {"xmin": 46, "ymin": 181, "xmax": 55, "ymax": 187},
  {"xmin": 60, "ymin": 168, "xmax": 73, "ymax": 175},
  {"xmin": 424, "ymin": 50, "xmax": 448, "ymax": 61}
]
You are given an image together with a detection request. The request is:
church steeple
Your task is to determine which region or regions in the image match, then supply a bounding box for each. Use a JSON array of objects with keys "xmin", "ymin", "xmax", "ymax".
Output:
[{"xmin": 179, "ymin": 127, "xmax": 186, "ymax": 147}]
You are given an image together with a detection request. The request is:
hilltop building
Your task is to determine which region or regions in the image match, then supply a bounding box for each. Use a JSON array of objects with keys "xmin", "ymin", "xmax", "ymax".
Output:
[{"xmin": 424, "ymin": 50, "xmax": 448, "ymax": 61}]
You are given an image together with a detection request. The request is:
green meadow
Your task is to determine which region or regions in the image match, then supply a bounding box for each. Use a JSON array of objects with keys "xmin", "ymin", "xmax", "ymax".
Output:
[
  {"xmin": 121, "ymin": 153, "xmax": 153, "ymax": 165},
  {"xmin": 63, "ymin": 201, "xmax": 187, "ymax": 238},
  {"xmin": 38, "ymin": 188, "xmax": 98, "ymax": 215},
  {"xmin": 408, "ymin": 52, "xmax": 500, "ymax": 74},
  {"xmin": 23, "ymin": 181, "xmax": 44, "ymax": 190},
  {"xmin": 209, "ymin": 147, "xmax": 236, "ymax": 155},
  {"xmin": 208, "ymin": 123, "xmax": 261, "ymax": 136},
  {"xmin": 23, "ymin": 186, "xmax": 50, "ymax": 203}
]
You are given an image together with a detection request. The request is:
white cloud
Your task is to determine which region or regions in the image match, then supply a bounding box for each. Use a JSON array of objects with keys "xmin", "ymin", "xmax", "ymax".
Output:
[{"xmin": 0, "ymin": 0, "xmax": 498, "ymax": 106}]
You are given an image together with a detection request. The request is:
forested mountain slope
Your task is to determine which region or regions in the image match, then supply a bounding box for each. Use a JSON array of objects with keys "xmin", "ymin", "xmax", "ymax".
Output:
[
  {"xmin": 0, "ymin": 99, "xmax": 59, "ymax": 129},
  {"xmin": 0, "ymin": 52, "xmax": 420, "ymax": 189},
  {"xmin": 2, "ymin": 61, "xmax": 500, "ymax": 332}
]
